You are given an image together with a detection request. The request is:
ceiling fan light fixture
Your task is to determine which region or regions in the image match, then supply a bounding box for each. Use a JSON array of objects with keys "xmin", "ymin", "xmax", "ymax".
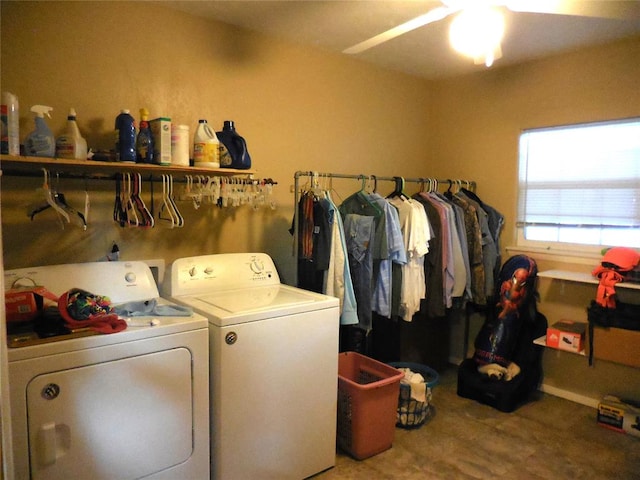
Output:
[{"xmin": 449, "ymin": 6, "xmax": 505, "ymax": 67}]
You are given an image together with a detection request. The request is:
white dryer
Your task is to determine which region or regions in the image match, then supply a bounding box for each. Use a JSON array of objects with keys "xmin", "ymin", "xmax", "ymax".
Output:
[
  {"xmin": 5, "ymin": 261, "xmax": 209, "ymax": 480},
  {"xmin": 165, "ymin": 253, "xmax": 339, "ymax": 480}
]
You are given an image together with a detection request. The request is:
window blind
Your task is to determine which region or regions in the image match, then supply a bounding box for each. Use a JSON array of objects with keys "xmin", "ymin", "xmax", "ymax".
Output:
[{"xmin": 518, "ymin": 119, "xmax": 640, "ymax": 232}]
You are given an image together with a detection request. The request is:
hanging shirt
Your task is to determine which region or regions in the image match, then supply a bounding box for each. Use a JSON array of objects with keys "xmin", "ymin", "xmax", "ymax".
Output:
[
  {"xmin": 433, "ymin": 193, "xmax": 467, "ymax": 302},
  {"xmin": 323, "ymin": 192, "xmax": 359, "ymax": 325},
  {"xmin": 449, "ymin": 199, "xmax": 473, "ymax": 302},
  {"xmin": 293, "ymin": 192, "xmax": 332, "ymax": 293},
  {"xmin": 413, "ymin": 194, "xmax": 446, "ymax": 318},
  {"xmin": 460, "ymin": 188, "xmax": 505, "ymax": 298},
  {"xmin": 368, "ymin": 192, "xmax": 406, "ymax": 318},
  {"xmin": 343, "ymin": 213, "xmax": 375, "ymax": 331},
  {"xmin": 427, "ymin": 193, "xmax": 456, "ymax": 308},
  {"xmin": 452, "ymin": 193, "xmax": 486, "ymax": 305},
  {"xmin": 339, "ymin": 191, "xmax": 387, "ymax": 260},
  {"xmin": 388, "ymin": 197, "xmax": 431, "ymax": 321},
  {"xmin": 457, "ymin": 191, "xmax": 496, "ymax": 300}
]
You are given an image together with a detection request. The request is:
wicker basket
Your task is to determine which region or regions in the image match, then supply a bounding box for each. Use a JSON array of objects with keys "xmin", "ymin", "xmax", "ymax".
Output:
[{"xmin": 388, "ymin": 362, "xmax": 439, "ymax": 429}]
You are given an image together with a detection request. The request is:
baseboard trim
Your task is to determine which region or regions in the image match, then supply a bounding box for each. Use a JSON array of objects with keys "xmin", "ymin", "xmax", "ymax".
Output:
[{"xmin": 538, "ymin": 383, "xmax": 599, "ymax": 409}]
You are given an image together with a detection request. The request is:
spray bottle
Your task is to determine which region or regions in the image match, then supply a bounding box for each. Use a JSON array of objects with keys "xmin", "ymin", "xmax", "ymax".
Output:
[
  {"xmin": 25, "ymin": 105, "xmax": 55, "ymax": 157},
  {"xmin": 56, "ymin": 108, "xmax": 88, "ymax": 159}
]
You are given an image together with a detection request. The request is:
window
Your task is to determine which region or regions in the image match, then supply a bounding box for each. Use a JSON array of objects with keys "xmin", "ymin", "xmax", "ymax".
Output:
[{"xmin": 517, "ymin": 118, "xmax": 640, "ymax": 251}]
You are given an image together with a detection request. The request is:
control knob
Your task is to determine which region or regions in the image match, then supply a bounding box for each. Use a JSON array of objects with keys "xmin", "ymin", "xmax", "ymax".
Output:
[{"xmin": 250, "ymin": 258, "xmax": 264, "ymax": 274}]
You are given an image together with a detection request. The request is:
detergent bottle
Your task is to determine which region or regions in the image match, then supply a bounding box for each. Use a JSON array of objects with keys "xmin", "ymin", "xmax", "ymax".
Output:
[
  {"xmin": 216, "ymin": 120, "xmax": 251, "ymax": 169},
  {"xmin": 136, "ymin": 107, "xmax": 154, "ymax": 163},
  {"xmin": 115, "ymin": 109, "xmax": 136, "ymax": 162},
  {"xmin": 1, "ymin": 91, "xmax": 20, "ymax": 155},
  {"xmin": 56, "ymin": 108, "xmax": 88, "ymax": 159},
  {"xmin": 193, "ymin": 119, "xmax": 220, "ymax": 168},
  {"xmin": 24, "ymin": 105, "xmax": 55, "ymax": 157}
]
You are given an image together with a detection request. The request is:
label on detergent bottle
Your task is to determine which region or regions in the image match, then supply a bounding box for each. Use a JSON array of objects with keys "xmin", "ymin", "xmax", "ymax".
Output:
[
  {"xmin": 194, "ymin": 142, "xmax": 218, "ymax": 165},
  {"xmin": 55, "ymin": 138, "xmax": 75, "ymax": 158}
]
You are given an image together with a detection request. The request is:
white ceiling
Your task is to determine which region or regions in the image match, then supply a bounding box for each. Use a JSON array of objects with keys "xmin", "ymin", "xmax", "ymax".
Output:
[{"xmin": 165, "ymin": 0, "xmax": 640, "ymax": 79}]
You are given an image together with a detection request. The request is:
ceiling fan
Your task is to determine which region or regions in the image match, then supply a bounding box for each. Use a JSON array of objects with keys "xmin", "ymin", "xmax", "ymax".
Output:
[{"xmin": 343, "ymin": 0, "xmax": 639, "ymax": 67}]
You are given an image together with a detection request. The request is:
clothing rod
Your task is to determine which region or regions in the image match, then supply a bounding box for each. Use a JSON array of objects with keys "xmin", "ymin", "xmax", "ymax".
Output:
[
  {"xmin": 294, "ymin": 170, "xmax": 476, "ymax": 190},
  {"xmin": 291, "ymin": 170, "xmax": 478, "ymax": 286}
]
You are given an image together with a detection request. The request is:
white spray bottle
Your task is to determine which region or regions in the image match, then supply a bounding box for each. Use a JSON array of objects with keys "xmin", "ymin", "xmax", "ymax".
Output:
[
  {"xmin": 25, "ymin": 105, "xmax": 55, "ymax": 157},
  {"xmin": 56, "ymin": 108, "xmax": 88, "ymax": 159}
]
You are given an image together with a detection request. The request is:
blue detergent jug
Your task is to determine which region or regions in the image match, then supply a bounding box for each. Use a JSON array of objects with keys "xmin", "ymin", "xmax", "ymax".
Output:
[
  {"xmin": 115, "ymin": 109, "xmax": 136, "ymax": 162},
  {"xmin": 216, "ymin": 120, "xmax": 251, "ymax": 170}
]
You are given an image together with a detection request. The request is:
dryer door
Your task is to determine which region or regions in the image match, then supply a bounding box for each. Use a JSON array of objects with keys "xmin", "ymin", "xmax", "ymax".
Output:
[{"xmin": 26, "ymin": 348, "xmax": 193, "ymax": 480}]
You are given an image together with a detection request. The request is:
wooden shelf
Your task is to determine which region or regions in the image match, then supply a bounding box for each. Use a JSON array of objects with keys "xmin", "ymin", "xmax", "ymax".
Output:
[
  {"xmin": 0, "ymin": 154, "xmax": 255, "ymax": 178},
  {"xmin": 538, "ymin": 269, "xmax": 640, "ymax": 291}
]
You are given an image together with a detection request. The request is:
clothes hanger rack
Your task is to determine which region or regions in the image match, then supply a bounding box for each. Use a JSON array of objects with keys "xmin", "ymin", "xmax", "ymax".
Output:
[{"xmin": 292, "ymin": 170, "xmax": 477, "ymax": 281}]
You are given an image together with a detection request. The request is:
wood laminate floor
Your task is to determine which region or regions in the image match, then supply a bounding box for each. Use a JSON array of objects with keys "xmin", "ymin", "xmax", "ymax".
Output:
[{"xmin": 314, "ymin": 366, "xmax": 640, "ymax": 480}]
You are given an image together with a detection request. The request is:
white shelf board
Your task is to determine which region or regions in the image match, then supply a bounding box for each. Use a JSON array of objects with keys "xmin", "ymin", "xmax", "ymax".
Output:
[{"xmin": 538, "ymin": 270, "xmax": 640, "ymax": 291}]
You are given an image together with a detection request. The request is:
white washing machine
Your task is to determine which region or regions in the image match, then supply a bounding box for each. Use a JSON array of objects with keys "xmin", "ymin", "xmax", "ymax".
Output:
[
  {"xmin": 5, "ymin": 261, "xmax": 209, "ymax": 480},
  {"xmin": 165, "ymin": 252, "xmax": 340, "ymax": 480}
]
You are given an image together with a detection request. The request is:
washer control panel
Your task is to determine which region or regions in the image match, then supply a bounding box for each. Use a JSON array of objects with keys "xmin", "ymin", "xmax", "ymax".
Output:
[
  {"xmin": 4, "ymin": 261, "xmax": 160, "ymax": 303},
  {"xmin": 168, "ymin": 253, "xmax": 280, "ymax": 296}
]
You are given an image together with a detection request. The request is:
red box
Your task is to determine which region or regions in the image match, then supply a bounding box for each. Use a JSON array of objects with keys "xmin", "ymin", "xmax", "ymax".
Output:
[
  {"xmin": 546, "ymin": 320, "xmax": 586, "ymax": 353},
  {"xmin": 336, "ymin": 352, "xmax": 404, "ymax": 460},
  {"xmin": 5, "ymin": 286, "xmax": 58, "ymax": 323}
]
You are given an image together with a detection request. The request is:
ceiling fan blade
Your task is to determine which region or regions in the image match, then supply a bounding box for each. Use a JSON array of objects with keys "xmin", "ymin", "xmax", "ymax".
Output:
[
  {"xmin": 343, "ymin": 5, "xmax": 457, "ymax": 55},
  {"xmin": 506, "ymin": 0, "xmax": 640, "ymax": 19}
]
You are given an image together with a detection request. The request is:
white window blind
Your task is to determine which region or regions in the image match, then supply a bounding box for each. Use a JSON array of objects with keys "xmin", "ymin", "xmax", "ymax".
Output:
[{"xmin": 517, "ymin": 118, "xmax": 640, "ymax": 248}]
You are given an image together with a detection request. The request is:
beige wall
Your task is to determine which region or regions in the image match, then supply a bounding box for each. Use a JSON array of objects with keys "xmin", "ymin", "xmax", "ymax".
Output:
[
  {"xmin": 428, "ymin": 37, "xmax": 640, "ymax": 402},
  {"xmin": 429, "ymin": 37, "xmax": 640, "ymax": 249},
  {"xmin": 0, "ymin": 1, "xmax": 433, "ymax": 281},
  {"xmin": 2, "ymin": 1, "xmax": 640, "ymax": 402}
]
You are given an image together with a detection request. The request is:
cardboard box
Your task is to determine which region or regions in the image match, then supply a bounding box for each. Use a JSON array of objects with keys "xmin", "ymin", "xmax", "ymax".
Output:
[
  {"xmin": 597, "ymin": 395, "xmax": 640, "ymax": 439},
  {"xmin": 150, "ymin": 117, "xmax": 172, "ymax": 165},
  {"xmin": 546, "ymin": 320, "xmax": 586, "ymax": 353},
  {"xmin": 5, "ymin": 286, "xmax": 58, "ymax": 323},
  {"xmin": 589, "ymin": 326, "xmax": 640, "ymax": 368}
]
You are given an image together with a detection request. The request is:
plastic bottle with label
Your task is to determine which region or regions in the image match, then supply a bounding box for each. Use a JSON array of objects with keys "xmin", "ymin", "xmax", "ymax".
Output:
[
  {"xmin": 193, "ymin": 119, "xmax": 220, "ymax": 168},
  {"xmin": 56, "ymin": 108, "xmax": 88, "ymax": 160},
  {"xmin": 24, "ymin": 105, "xmax": 55, "ymax": 157},
  {"xmin": 171, "ymin": 124, "xmax": 190, "ymax": 166},
  {"xmin": 136, "ymin": 108, "xmax": 154, "ymax": 164},
  {"xmin": 216, "ymin": 120, "xmax": 252, "ymax": 170},
  {"xmin": 1, "ymin": 91, "xmax": 20, "ymax": 155},
  {"xmin": 115, "ymin": 109, "xmax": 136, "ymax": 162}
]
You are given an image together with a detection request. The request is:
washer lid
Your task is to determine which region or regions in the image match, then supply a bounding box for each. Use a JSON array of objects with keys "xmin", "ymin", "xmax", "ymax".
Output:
[
  {"xmin": 193, "ymin": 285, "xmax": 315, "ymax": 314},
  {"xmin": 172, "ymin": 283, "xmax": 339, "ymax": 326}
]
